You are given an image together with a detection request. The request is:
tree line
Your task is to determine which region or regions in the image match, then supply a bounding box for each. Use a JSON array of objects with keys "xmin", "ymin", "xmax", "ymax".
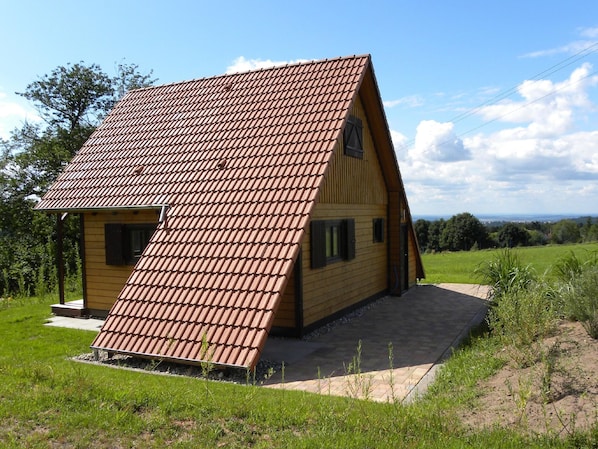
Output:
[
  {"xmin": 0, "ymin": 62, "xmax": 155, "ymax": 297},
  {"xmin": 415, "ymin": 212, "xmax": 598, "ymax": 253}
]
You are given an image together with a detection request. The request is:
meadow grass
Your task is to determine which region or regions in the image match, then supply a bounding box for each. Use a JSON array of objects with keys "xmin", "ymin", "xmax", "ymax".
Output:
[
  {"xmin": 1, "ymin": 296, "xmax": 596, "ymax": 447},
  {"xmin": 4, "ymin": 246, "xmax": 598, "ymax": 448},
  {"xmin": 421, "ymin": 242, "xmax": 598, "ymax": 284}
]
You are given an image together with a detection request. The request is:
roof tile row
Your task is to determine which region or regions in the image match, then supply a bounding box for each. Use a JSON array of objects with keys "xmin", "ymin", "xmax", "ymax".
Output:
[{"xmin": 38, "ymin": 55, "xmax": 370, "ymax": 368}]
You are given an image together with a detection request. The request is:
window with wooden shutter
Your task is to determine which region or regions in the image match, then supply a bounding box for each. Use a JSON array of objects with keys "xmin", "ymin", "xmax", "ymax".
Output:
[
  {"xmin": 373, "ymin": 218, "xmax": 385, "ymax": 243},
  {"xmin": 105, "ymin": 223, "xmax": 124, "ymax": 265},
  {"xmin": 343, "ymin": 115, "xmax": 364, "ymax": 159},
  {"xmin": 105, "ymin": 223, "xmax": 157, "ymax": 266},
  {"xmin": 311, "ymin": 218, "xmax": 356, "ymax": 269}
]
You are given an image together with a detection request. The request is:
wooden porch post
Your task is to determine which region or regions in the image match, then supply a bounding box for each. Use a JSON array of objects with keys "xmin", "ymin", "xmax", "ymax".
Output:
[{"xmin": 57, "ymin": 213, "xmax": 65, "ymax": 305}]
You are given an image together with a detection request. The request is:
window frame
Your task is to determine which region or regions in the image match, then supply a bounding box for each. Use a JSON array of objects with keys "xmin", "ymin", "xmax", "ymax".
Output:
[
  {"xmin": 105, "ymin": 223, "xmax": 157, "ymax": 266},
  {"xmin": 124, "ymin": 224, "xmax": 156, "ymax": 265},
  {"xmin": 311, "ymin": 218, "xmax": 355, "ymax": 269},
  {"xmin": 373, "ymin": 218, "xmax": 385, "ymax": 243}
]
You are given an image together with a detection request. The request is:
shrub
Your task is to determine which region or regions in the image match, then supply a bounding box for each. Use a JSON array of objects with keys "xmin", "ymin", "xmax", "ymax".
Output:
[
  {"xmin": 561, "ymin": 266, "xmax": 598, "ymax": 339},
  {"xmin": 487, "ymin": 283, "xmax": 557, "ymax": 366},
  {"xmin": 475, "ymin": 249, "xmax": 536, "ymax": 301}
]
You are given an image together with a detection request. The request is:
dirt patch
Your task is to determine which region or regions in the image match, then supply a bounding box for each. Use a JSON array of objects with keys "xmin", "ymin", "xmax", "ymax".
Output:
[{"xmin": 460, "ymin": 321, "xmax": 598, "ymax": 436}]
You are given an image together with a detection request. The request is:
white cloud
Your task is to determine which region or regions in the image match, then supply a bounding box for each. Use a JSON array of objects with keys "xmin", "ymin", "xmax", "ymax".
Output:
[
  {"xmin": 522, "ymin": 27, "xmax": 598, "ymax": 58},
  {"xmin": 383, "ymin": 95, "xmax": 424, "ymax": 108},
  {"xmin": 225, "ymin": 56, "xmax": 311, "ymax": 74},
  {"xmin": 475, "ymin": 63, "xmax": 598, "ymax": 137},
  {"xmin": 409, "ymin": 120, "xmax": 470, "ymax": 162},
  {"xmin": 580, "ymin": 26, "xmax": 598, "ymax": 39},
  {"xmin": 0, "ymin": 91, "xmax": 40, "ymax": 139},
  {"xmin": 395, "ymin": 64, "xmax": 598, "ymax": 215},
  {"xmin": 390, "ymin": 129, "xmax": 408, "ymax": 151}
]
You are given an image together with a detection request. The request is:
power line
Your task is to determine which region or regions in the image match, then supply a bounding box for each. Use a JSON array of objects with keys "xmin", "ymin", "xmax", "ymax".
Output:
[{"xmin": 393, "ymin": 41, "xmax": 598, "ymax": 153}]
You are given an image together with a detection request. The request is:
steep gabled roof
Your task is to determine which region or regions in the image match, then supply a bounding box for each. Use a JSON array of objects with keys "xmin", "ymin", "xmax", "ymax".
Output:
[{"xmin": 37, "ymin": 55, "xmax": 372, "ymax": 368}]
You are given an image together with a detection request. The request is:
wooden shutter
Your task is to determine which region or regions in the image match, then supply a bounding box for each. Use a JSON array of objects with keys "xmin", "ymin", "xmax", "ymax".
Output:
[
  {"xmin": 342, "ymin": 219, "xmax": 356, "ymax": 260},
  {"xmin": 374, "ymin": 218, "xmax": 385, "ymax": 243},
  {"xmin": 105, "ymin": 223, "xmax": 124, "ymax": 265},
  {"xmin": 310, "ymin": 220, "xmax": 327, "ymax": 269},
  {"xmin": 343, "ymin": 115, "xmax": 364, "ymax": 159}
]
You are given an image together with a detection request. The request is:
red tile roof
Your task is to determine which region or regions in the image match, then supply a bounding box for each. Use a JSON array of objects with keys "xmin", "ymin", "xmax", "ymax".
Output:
[{"xmin": 37, "ymin": 55, "xmax": 371, "ymax": 369}]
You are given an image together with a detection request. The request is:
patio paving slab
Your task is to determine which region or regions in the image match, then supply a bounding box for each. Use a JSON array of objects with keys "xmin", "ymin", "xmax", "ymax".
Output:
[{"xmin": 261, "ymin": 283, "xmax": 489, "ymax": 402}]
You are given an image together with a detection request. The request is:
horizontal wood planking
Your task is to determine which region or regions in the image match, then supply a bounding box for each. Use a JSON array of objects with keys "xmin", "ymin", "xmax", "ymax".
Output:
[
  {"xmin": 303, "ymin": 202, "xmax": 387, "ymax": 326},
  {"xmin": 84, "ymin": 210, "xmax": 159, "ymax": 311},
  {"xmin": 272, "ymin": 265, "xmax": 296, "ymax": 328}
]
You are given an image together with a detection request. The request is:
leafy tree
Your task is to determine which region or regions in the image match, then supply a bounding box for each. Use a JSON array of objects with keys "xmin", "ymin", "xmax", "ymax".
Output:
[
  {"xmin": 427, "ymin": 219, "xmax": 445, "ymax": 252},
  {"xmin": 497, "ymin": 223, "xmax": 530, "ymax": 248},
  {"xmin": 1, "ymin": 61, "xmax": 155, "ymax": 296},
  {"xmin": 414, "ymin": 219, "xmax": 429, "ymax": 251},
  {"xmin": 440, "ymin": 212, "xmax": 488, "ymax": 251},
  {"xmin": 113, "ymin": 61, "xmax": 157, "ymax": 99},
  {"xmin": 550, "ymin": 219, "xmax": 581, "ymax": 244},
  {"xmin": 581, "ymin": 217, "xmax": 598, "ymax": 242},
  {"xmin": 18, "ymin": 62, "xmax": 113, "ymax": 132}
]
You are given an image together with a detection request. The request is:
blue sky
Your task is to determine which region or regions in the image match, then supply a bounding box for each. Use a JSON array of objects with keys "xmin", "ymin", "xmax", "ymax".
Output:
[{"xmin": 1, "ymin": 0, "xmax": 598, "ymax": 216}]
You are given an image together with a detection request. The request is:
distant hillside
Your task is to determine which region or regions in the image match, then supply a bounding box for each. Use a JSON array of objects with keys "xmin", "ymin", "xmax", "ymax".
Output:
[{"xmin": 414, "ymin": 214, "xmax": 598, "ymax": 224}]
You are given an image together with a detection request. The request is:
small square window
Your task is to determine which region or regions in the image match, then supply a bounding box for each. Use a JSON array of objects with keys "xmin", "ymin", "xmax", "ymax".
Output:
[
  {"xmin": 126, "ymin": 226, "xmax": 155, "ymax": 264},
  {"xmin": 105, "ymin": 223, "xmax": 157, "ymax": 266},
  {"xmin": 310, "ymin": 219, "xmax": 355, "ymax": 269},
  {"xmin": 373, "ymin": 218, "xmax": 385, "ymax": 243}
]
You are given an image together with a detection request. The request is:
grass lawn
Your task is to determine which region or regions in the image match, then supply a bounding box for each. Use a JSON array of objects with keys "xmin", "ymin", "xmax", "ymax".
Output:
[
  {"xmin": 421, "ymin": 242, "xmax": 598, "ymax": 284},
  {"xmin": 1, "ymin": 296, "xmax": 596, "ymax": 447}
]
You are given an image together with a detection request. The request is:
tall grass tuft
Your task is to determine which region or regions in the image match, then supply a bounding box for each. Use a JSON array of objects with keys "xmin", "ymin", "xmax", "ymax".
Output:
[
  {"xmin": 561, "ymin": 266, "xmax": 598, "ymax": 339},
  {"xmin": 475, "ymin": 249, "xmax": 536, "ymax": 302},
  {"xmin": 487, "ymin": 284, "xmax": 557, "ymax": 366}
]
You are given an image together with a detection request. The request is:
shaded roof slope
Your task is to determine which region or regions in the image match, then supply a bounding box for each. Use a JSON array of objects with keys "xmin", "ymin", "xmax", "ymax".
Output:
[{"xmin": 37, "ymin": 55, "xmax": 371, "ymax": 368}]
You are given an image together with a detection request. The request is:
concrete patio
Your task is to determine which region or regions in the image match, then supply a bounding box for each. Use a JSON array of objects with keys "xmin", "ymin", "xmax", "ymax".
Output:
[
  {"xmin": 261, "ymin": 283, "xmax": 489, "ymax": 402},
  {"xmin": 45, "ymin": 283, "xmax": 489, "ymax": 402}
]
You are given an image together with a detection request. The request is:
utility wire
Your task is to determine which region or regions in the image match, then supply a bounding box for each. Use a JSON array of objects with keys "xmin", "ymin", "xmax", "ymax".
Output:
[{"xmin": 394, "ymin": 41, "xmax": 598, "ymax": 153}]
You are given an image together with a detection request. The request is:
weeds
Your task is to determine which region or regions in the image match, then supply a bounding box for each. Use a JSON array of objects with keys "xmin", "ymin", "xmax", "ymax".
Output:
[
  {"xmin": 475, "ymin": 249, "xmax": 536, "ymax": 302},
  {"xmin": 487, "ymin": 284, "xmax": 556, "ymax": 367},
  {"xmin": 343, "ymin": 340, "xmax": 373, "ymax": 400},
  {"xmin": 561, "ymin": 266, "xmax": 598, "ymax": 338}
]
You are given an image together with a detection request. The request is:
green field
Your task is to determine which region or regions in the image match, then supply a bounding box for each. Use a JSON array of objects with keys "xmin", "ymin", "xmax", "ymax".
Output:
[
  {"xmin": 2, "ymin": 243, "xmax": 598, "ymax": 447},
  {"xmin": 421, "ymin": 242, "xmax": 598, "ymax": 284}
]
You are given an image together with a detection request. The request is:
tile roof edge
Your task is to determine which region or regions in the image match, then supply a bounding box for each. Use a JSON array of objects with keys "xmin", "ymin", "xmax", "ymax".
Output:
[
  {"xmin": 127, "ymin": 54, "xmax": 373, "ymax": 94},
  {"xmin": 89, "ymin": 345, "xmax": 251, "ymax": 370},
  {"xmin": 34, "ymin": 203, "xmax": 168, "ymax": 213}
]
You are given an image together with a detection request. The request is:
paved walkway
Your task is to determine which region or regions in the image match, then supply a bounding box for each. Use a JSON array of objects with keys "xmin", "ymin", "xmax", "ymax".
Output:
[
  {"xmin": 46, "ymin": 283, "xmax": 489, "ymax": 402},
  {"xmin": 261, "ymin": 283, "xmax": 489, "ymax": 402}
]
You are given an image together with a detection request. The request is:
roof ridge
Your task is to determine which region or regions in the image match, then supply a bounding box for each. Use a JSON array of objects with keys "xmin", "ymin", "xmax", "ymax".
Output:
[{"xmin": 129, "ymin": 54, "xmax": 371, "ymax": 94}]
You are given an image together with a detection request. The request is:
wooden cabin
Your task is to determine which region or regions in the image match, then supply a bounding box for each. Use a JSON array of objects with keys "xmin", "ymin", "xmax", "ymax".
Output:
[{"xmin": 37, "ymin": 55, "xmax": 424, "ymax": 369}]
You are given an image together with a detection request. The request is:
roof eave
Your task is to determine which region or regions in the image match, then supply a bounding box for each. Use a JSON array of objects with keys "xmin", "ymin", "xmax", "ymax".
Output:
[{"xmin": 34, "ymin": 203, "xmax": 169, "ymax": 214}]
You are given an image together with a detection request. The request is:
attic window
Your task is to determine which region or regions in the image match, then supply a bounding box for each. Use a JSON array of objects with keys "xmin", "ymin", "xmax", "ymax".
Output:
[{"xmin": 343, "ymin": 115, "xmax": 364, "ymax": 159}]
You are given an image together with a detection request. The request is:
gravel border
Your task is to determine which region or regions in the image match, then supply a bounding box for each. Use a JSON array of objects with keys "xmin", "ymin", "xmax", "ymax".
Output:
[{"xmin": 72, "ymin": 295, "xmax": 391, "ymax": 383}]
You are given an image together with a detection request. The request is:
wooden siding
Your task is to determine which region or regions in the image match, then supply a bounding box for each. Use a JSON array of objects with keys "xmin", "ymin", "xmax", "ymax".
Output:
[
  {"xmin": 302, "ymin": 93, "xmax": 389, "ymax": 326},
  {"xmin": 318, "ymin": 96, "xmax": 387, "ymax": 205},
  {"xmin": 387, "ymin": 191, "xmax": 402, "ymax": 294},
  {"xmin": 83, "ymin": 210, "xmax": 159, "ymax": 311},
  {"xmin": 303, "ymin": 204, "xmax": 387, "ymax": 326},
  {"xmin": 272, "ymin": 266, "xmax": 296, "ymax": 328}
]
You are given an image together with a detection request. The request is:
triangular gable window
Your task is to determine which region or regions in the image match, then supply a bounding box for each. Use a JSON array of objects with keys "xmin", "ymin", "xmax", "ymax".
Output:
[{"xmin": 344, "ymin": 115, "xmax": 364, "ymax": 159}]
